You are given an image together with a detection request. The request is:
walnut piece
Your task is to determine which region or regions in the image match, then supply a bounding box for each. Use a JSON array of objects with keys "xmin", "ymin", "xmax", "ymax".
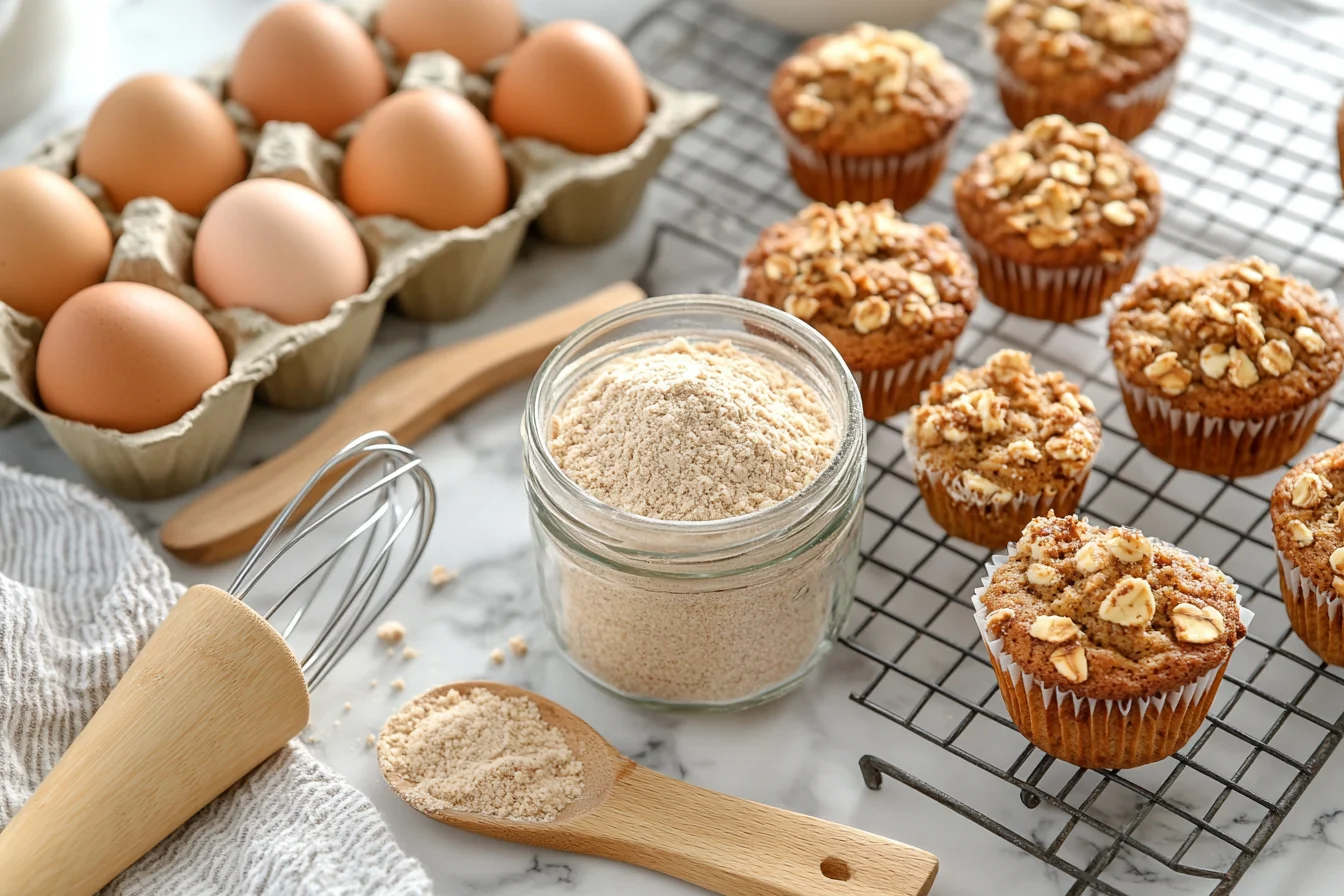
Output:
[
  {"xmin": 1291, "ymin": 472, "xmax": 1329, "ymax": 509},
  {"xmin": 1098, "ymin": 576, "xmax": 1156, "ymax": 627},
  {"xmin": 1143, "ymin": 351, "xmax": 1191, "ymax": 396},
  {"xmin": 1199, "ymin": 344, "xmax": 1230, "ymax": 380},
  {"xmin": 1171, "ymin": 603, "xmax": 1226, "ymax": 644},
  {"xmin": 1050, "ymin": 644, "xmax": 1088, "ymax": 684},
  {"xmin": 1258, "ymin": 339, "xmax": 1294, "ymax": 377},
  {"xmin": 1296, "ymin": 326, "xmax": 1326, "ymax": 354},
  {"xmin": 985, "ymin": 607, "xmax": 1015, "ymax": 637},
  {"xmin": 1027, "ymin": 562, "xmax": 1060, "ymax": 586},
  {"xmin": 851, "ymin": 295, "xmax": 892, "ymax": 334},
  {"xmin": 1074, "ymin": 540, "xmax": 1109, "ymax": 575},
  {"xmin": 1106, "ymin": 529, "xmax": 1153, "ymax": 564},
  {"xmin": 1227, "ymin": 346, "xmax": 1260, "ymax": 389},
  {"xmin": 784, "ymin": 294, "xmax": 821, "ymax": 321},
  {"xmin": 1030, "ymin": 614, "xmax": 1081, "ymax": 643},
  {"xmin": 1287, "ymin": 519, "xmax": 1315, "ymax": 546}
]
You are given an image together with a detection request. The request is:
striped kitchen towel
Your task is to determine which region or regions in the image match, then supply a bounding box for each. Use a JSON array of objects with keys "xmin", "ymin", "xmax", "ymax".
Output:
[{"xmin": 0, "ymin": 465, "xmax": 431, "ymax": 894}]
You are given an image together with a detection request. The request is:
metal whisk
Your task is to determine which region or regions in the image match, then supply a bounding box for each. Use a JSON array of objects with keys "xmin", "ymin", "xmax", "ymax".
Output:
[
  {"xmin": 0, "ymin": 431, "xmax": 437, "ymax": 896},
  {"xmin": 231, "ymin": 430, "xmax": 436, "ymax": 689}
]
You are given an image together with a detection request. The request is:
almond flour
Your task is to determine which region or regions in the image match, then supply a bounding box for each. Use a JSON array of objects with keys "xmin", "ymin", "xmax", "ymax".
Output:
[
  {"xmin": 547, "ymin": 337, "xmax": 853, "ymax": 704},
  {"xmin": 379, "ymin": 687, "xmax": 584, "ymax": 823}
]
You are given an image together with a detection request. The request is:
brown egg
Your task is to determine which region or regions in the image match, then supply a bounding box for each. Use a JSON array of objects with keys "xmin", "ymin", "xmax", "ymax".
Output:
[
  {"xmin": 341, "ymin": 89, "xmax": 508, "ymax": 231},
  {"xmin": 77, "ymin": 74, "xmax": 247, "ymax": 217},
  {"xmin": 377, "ymin": 0, "xmax": 521, "ymax": 71},
  {"xmin": 0, "ymin": 166, "xmax": 113, "ymax": 322},
  {"xmin": 231, "ymin": 1, "xmax": 389, "ymax": 138},
  {"xmin": 491, "ymin": 20, "xmax": 649, "ymax": 155},
  {"xmin": 194, "ymin": 178, "xmax": 369, "ymax": 325},
  {"xmin": 36, "ymin": 282, "xmax": 228, "ymax": 433}
]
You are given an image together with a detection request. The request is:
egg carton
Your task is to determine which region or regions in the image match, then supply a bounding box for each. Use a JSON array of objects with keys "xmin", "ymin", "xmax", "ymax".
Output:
[{"xmin": 0, "ymin": 1, "xmax": 717, "ymax": 499}]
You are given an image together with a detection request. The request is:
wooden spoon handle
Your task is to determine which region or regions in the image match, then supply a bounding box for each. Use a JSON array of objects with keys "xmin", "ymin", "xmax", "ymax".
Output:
[
  {"xmin": 570, "ymin": 764, "xmax": 938, "ymax": 896},
  {"xmin": 160, "ymin": 282, "xmax": 643, "ymax": 564}
]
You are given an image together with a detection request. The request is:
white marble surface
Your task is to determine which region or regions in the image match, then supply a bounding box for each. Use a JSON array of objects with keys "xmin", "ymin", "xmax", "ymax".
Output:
[{"xmin": 5, "ymin": 1, "xmax": 1344, "ymax": 894}]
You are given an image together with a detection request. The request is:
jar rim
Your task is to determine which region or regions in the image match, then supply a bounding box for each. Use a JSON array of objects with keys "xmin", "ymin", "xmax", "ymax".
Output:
[{"xmin": 523, "ymin": 294, "xmax": 865, "ymax": 548}]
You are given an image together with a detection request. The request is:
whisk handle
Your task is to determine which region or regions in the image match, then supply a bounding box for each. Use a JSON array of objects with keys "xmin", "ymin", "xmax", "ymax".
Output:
[
  {"xmin": 0, "ymin": 585, "xmax": 309, "ymax": 896},
  {"xmin": 161, "ymin": 281, "xmax": 644, "ymax": 563}
]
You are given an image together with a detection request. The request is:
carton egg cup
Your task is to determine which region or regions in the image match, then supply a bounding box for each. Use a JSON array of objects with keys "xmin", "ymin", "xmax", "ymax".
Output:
[{"xmin": 0, "ymin": 6, "xmax": 717, "ymax": 500}]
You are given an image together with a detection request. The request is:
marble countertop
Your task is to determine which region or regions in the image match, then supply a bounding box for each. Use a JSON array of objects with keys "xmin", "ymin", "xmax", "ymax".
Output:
[{"xmin": 5, "ymin": 1, "xmax": 1344, "ymax": 894}]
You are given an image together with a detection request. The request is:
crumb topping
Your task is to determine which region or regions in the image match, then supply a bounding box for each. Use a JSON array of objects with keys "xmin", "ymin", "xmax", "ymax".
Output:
[
  {"xmin": 742, "ymin": 200, "xmax": 977, "ymax": 344},
  {"xmin": 908, "ymin": 350, "xmax": 1101, "ymax": 500},
  {"xmin": 1108, "ymin": 258, "xmax": 1344, "ymax": 414},
  {"xmin": 772, "ymin": 23, "xmax": 970, "ymax": 153},
  {"xmin": 954, "ymin": 115, "xmax": 1160, "ymax": 261},
  {"xmin": 986, "ymin": 0, "xmax": 1189, "ymax": 99},
  {"xmin": 979, "ymin": 514, "xmax": 1244, "ymax": 700},
  {"xmin": 1272, "ymin": 444, "xmax": 1344, "ymax": 600}
]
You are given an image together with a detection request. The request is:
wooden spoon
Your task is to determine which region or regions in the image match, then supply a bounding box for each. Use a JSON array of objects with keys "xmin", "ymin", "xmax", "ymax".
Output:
[
  {"xmin": 379, "ymin": 682, "xmax": 939, "ymax": 896},
  {"xmin": 161, "ymin": 282, "xmax": 644, "ymax": 564}
]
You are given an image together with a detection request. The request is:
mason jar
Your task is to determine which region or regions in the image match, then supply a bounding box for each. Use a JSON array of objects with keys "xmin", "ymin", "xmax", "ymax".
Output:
[{"xmin": 521, "ymin": 294, "xmax": 866, "ymax": 711}]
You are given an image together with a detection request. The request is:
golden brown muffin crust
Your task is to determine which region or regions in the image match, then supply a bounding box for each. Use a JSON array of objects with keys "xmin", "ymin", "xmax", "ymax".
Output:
[
  {"xmin": 1271, "ymin": 445, "xmax": 1344, "ymax": 599},
  {"xmin": 986, "ymin": 0, "xmax": 1189, "ymax": 104},
  {"xmin": 980, "ymin": 514, "xmax": 1244, "ymax": 701},
  {"xmin": 953, "ymin": 115, "xmax": 1161, "ymax": 266},
  {"xmin": 770, "ymin": 24, "xmax": 971, "ymax": 156},
  {"xmin": 908, "ymin": 349, "xmax": 1102, "ymax": 499},
  {"xmin": 741, "ymin": 201, "xmax": 978, "ymax": 371},
  {"xmin": 1108, "ymin": 257, "xmax": 1344, "ymax": 418}
]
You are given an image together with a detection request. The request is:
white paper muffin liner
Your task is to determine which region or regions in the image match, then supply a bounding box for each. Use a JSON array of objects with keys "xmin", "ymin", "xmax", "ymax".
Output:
[
  {"xmin": 1276, "ymin": 548, "xmax": 1344, "ymax": 664},
  {"xmin": 997, "ymin": 64, "xmax": 1178, "ymax": 112},
  {"xmin": 972, "ymin": 541, "xmax": 1252, "ymax": 765},
  {"xmin": 777, "ymin": 122, "xmax": 959, "ymax": 211}
]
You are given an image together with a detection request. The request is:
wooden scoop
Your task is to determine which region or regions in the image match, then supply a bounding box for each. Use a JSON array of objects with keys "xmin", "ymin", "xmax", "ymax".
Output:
[
  {"xmin": 379, "ymin": 682, "xmax": 938, "ymax": 896},
  {"xmin": 161, "ymin": 282, "xmax": 643, "ymax": 564}
]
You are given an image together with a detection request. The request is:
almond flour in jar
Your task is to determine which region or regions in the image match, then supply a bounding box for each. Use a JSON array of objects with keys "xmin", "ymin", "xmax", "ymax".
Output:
[{"xmin": 523, "ymin": 295, "xmax": 865, "ymax": 710}]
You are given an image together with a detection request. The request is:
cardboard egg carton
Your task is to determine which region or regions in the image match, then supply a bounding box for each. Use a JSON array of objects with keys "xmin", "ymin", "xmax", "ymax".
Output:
[{"xmin": 0, "ymin": 1, "xmax": 717, "ymax": 499}]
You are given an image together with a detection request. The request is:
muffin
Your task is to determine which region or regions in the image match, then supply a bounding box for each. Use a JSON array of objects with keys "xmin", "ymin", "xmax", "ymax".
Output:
[
  {"xmin": 953, "ymin": 114, "xmax": 1160, "ymax": 321},
  {"xmin": 1108, "ymin": 257, "xmax": 1344, "ymax": 478},
  {"xmin": 741, "ymin": 200, "xmax": 978, "ymax": 420},
  {"xmin": 905, "ymin": 349, "xmax": 1102, "ymax": 549},
  {"xmin": 985, "ymin": 0, "xmax": 1189, "ymax": 142},
  {"xmin": 975, "ymin": 514, "xmax": 1249, "ymax": 769},
  {"xmin": 770, "ymin": 23, "xmax": 971, "ymax": 210},
  {"xmin": 1271, "ymin": 445, "xmax": 1344, "ymax": 665}
]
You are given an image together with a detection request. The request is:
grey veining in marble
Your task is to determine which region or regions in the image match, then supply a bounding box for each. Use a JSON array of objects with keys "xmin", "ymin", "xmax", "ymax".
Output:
[{"xmin": 5, "ymin": 1, "xmax": 1344, "ymax": 894}]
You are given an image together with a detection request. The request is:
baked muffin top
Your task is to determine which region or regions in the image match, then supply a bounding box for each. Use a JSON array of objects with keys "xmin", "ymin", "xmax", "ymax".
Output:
[
  {"xmin": 1271, "ymin": 444, "xmax": 1344, "ymax": 598},
  {"xmin": 770, "ymin": 23, "xmax": 971, "ymax": 155},
  {"xmin": 953, "ymin": 115, "xmax": 1160, "ymax": 265},
  {"xmin": 906, "ymin": 349, "xmax": 1101, "ymax": 501},
  {"xmin": 979, "ymin": 514, "xmax": 1245, "ymax": 701},
  {"xmin": 986, "ymin": 0, "xmax": 1190, "ymax": 104},
  {"xmin": 741, "ymin": 200, "xmax": 978, "ymax": 371},
  {"xmin": 1108, "ymin": 257, "xmax": 1344, "ymax": 417}
]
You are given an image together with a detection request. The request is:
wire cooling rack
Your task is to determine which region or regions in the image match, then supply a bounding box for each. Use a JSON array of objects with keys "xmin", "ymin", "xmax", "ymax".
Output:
[{"xmin": 624, "ymin": 1, "xmax": 1344, "ymax": 893}]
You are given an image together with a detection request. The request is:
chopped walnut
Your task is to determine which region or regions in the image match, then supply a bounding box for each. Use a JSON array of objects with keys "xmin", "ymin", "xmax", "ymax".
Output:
[
  {"xmin": 1050, "ymin": 644, "xmax": 1088, "ymax": 683},
  {"xmin": 1030, "ymin": 614, "xmax": 1081, "ymax": 642},
  {"xmin": 1170, "ymin": 603, "xmax": 1225, "ymax": 644},
  {"xmin": 1227, "ymin": 346, "xmax": 1259, "ymax": 389},
  {"xmin": 852, "ymin": 295, "xmax": 892, "ymax": 334},
  {"xmin": 1287, "ymin": 519, "xmax": 1315, "ymax": 546},
  {"xmin": 1106, "ymin": 529, "xmax": 1153, "ymax": 563},
  {"xmin": 1045, "ymin": 422, "xmax": 1096, "ymax": 462},
  {"xmin": 1198, "ymin": 344, "xmax": 1230, "ymax": 380},
  {"xmin": 1074, "ymin": 540, "xmax": 1108, "ymax": 574},
  {"xmin": 1098, "ymin": 576, "xmax": 1156, "ymax": 627},
  {"xmin": 1291, "ymin": 472, "xmax": 1329, "ymax": 509},
  {"xmin": 985, "ymin": 607, "xmax": 1015, "ymax": 637},
  {"xmin": 1258, "ymin": 339, "xmax": 1294, "ymax": 377},
  {"xmin": 1142, "ymin": 351, "xmax": 1191, "ymax": 395},
  {"xmin": 783, "ymin": 294, "xmax": 821, "ymax": 321},
  {"xmin": 508, "ymin": 635, "xmax": 529, "ymax": 657},
  {"xmin": 1296, "ymin": 326, "xmax": 1326, "ymax": 354},
  {"xmin": 1027, "ymin": 562, "xmax": 1060, "ymax": 586}
]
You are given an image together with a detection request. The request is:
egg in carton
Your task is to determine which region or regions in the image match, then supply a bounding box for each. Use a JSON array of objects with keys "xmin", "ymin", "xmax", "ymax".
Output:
[{"xmin": 0, "ymin": 1, "xmax": 717, "ymax": 498}]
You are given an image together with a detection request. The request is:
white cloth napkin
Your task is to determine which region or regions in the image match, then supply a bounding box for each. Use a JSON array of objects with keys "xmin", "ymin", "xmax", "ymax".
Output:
[{"xmin": 0, "ymin": 465, "xmax": 432, "ymax": 894}]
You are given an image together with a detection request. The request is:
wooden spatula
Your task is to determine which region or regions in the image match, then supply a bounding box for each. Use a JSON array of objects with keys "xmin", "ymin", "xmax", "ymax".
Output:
[
  {"xmin": 380, "ymin": 682, "xmax": 939, "ymax": 896},
  {"xmin": 161, "ymin": 282, "xmax": 644, "ymax": 564}
]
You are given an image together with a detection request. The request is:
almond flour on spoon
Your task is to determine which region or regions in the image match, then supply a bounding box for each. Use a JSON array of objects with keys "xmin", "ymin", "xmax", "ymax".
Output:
[{"xmin": 378, "ymin": 687, "xmax": 583, "ymax": 823}]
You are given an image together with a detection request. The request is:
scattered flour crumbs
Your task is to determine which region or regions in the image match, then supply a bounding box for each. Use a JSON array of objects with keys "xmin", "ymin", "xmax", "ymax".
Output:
[
  {"xmin": 379, "ymin": 688, "xmax": 584, "ymax": 823},
  {"xmin": 548, "ymin": 337, "xmax": 844, "ymax": 704}
]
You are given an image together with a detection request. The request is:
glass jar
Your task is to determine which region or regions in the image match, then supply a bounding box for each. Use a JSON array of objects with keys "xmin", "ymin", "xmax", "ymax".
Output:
[{"xmin": 522, "ymin": 294, "xmax": 865, "ymax": 711}]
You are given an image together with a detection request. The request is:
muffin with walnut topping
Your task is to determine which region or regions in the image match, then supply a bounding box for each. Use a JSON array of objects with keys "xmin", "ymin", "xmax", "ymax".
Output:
[
  {"xmin": 1271, "ymin": 445, "xmax": 1344, "ymax": 666},
  {"xmin": 905, "ymin": 349, "xmax": 1101, "ymax": 548},
  {"xmin": 954, "ymin": 115, "xmax": 1160, "ymax": 321},
  {"xmin": 975, "ymin": 514, "xmax": 1249, "ymax": 768},
  {"xmin": 1108, "ymin": 257, "xmax": 1344, "ymax": 478},
  {"xmin": 985, "ymin": 0, "xmax": 1189, "ymax": 141},
  {"xmin": 741, "ymin": 200, "xmax": 978, "ymax": 420},
  {"xmin": 770, "ymin": 23, "xmax": 971, "ymax": 210}
]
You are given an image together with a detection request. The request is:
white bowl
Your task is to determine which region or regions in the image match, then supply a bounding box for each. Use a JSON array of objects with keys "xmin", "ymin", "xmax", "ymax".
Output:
[{"xmin": 729, "ymin": 0, "xmax": 958, "ymax": 35}]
